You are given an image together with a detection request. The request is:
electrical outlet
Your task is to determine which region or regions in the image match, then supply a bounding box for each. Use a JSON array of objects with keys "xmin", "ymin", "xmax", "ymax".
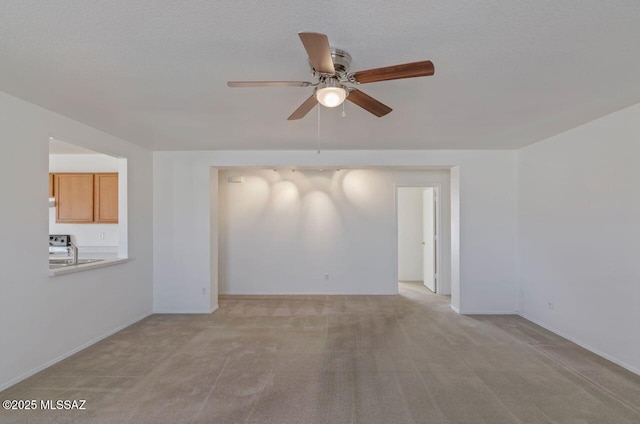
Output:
[
  {"xmin": 99, "ymin": 232, "xmax": 105, "ymax": 240},
  {"xmin": 324, "ymin": 273, "xmax": 329, "ymax": 280},
  {"xmin": 547, "ymin": 302, "xmax": 554, "ymax": 310}
]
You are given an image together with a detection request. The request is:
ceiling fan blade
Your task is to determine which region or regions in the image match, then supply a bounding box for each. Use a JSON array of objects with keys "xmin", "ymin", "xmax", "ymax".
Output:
[
  {"xmin": 346, "ymin": 89, "xmax": 392, "ymax": 117},
  {"xmin": 352, "ymin": 60, "xmax": 434, "ymax": 84},
  {"xmin": 287, "ymin": 95, "xmax": 318, "ymax": 120},
  {"xmin": 227, "ymin": 81, "xmax": 312, "ymax": 87},
  {"xmin": 298, "ymin": 32, "xmax": 335, "ymax": 74}
]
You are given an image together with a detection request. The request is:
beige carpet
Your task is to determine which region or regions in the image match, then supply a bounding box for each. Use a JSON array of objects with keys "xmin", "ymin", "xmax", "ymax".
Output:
[{"xmin": 1, "ymin": 281, "xmax": 639, "ymax": 423}]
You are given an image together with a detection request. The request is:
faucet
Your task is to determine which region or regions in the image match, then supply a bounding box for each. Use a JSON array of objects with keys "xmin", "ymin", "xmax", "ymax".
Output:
[{"xmin": 68, "ymin": 242, "xmax": 79, "ymax": 265}]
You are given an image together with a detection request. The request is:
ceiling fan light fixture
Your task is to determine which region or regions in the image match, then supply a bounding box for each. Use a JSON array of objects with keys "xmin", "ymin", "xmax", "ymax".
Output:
[
  {"xmin": 315, "ymin": 82, "xmax": 347, "ymax": 108},
  {"xmin": 228, "ymin": 32, "xmax": 433, "ymax": 119}
]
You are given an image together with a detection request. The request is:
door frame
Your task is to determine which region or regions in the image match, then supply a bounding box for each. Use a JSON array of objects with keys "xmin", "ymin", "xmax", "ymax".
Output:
[{"xmin": 394, "ymin": 183, "xmax": 442, "ymax": 295}]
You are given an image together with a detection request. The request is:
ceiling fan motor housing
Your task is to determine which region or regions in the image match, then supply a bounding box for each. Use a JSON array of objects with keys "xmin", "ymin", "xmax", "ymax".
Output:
[{"xmin": 310, "ymin": 48, "xmax": 352, "ymax": 79}]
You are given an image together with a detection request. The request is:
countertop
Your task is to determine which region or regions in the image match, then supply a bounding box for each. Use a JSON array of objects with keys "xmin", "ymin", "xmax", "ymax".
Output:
[{"xmin": 49, "ymin": 252, "xmax": 129, "ymax": 277}]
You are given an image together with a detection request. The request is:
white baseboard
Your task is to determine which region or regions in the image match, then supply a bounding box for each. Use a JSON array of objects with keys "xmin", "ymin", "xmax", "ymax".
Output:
[
  {"xmin": 219, "ymin": 291, "xmax": 395, "ymax": 296},
  {"xmin": 0, "ymin": 311, "xmax": 152, "ymax": 392},
  {"xmin": 462, "ymin": 310, "xmax": 518, "ymax": 315},
  {"xmin": 450, "ymin": 304, "xmax": 460, "ymax": 314},
  {"xmin": 519, "ymin": 312, "xmax": 640, "ymax": 377},
  {"xmin": 154, "ymin": 306, "xmax": 218, "ymax": 314}
]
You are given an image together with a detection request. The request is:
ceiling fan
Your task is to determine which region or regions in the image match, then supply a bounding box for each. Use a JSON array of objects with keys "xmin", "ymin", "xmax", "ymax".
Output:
[{"xmin": 227, "ymin": 32, "xmax": 435, "ymax": 120}]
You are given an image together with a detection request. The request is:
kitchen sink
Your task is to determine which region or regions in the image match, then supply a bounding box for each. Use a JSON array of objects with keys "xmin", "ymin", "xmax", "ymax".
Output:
[{"xmin": 49, "ymin": 258, "xmax": 104, "ymax": 268}]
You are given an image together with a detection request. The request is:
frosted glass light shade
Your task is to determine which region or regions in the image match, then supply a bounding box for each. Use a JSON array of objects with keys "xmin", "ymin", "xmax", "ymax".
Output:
[{"xmin": 316, "ymin": 87, "xmax": 347, "ymax": 108}]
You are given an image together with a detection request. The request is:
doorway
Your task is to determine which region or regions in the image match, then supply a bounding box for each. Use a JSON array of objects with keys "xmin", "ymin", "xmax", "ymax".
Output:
[{"xmin": 397, "ymin": 186, "xmax": 439, "ymax": 293}]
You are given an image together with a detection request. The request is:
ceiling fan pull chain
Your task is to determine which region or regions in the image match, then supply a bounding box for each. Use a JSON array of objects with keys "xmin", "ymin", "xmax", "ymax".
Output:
[
  {"xmin": 317, "ymin": 104, "xmax": 321, "ymax": 154},
  {"xmin": 342, "ymin": 101, "xmax": 346, "ymax": 118}
]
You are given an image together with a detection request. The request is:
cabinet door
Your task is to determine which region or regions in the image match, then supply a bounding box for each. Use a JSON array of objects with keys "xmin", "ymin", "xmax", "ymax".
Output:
[
  {"xmin": 49, "ymin": 173, "xmax": 54, "ymax": 197},
  {"xmin": 94, "ymin": 173, "xmax": 118, "ymax": 223},
  {"xmin": 55, "ymin": 174, "xmax": 94, "ymax": 223}
]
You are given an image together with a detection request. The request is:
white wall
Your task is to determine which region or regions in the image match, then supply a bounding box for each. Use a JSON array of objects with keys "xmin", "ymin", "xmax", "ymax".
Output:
[
  {"xmin": 153, "ymin": 154, "xmax": 213, "ymax": 313},
  {"xmin": 450, "ymin": 166, "xmax": 461, "ymax": 312},
  {"xmin": 48, "ymin": 208, "xmax": 119, "ymax": 251},
  {"xmin": 218, "ymin": 169, "xmax": 449, "ymax": 295},
  {"xmin": 49, "ymin": 154, "xmax": 120, "ymax": 251},
  {"xmin": 397, "ymin": 187, "xmax": 424, "ymax": 281},
  {"xmin": 154, "ymin": 150, "xmax": 518, "ymax": 314},
  {"xmin": 49, "ymin": 153, "xmax": 119, "ymax": 173},
  {"xmin": 209, "ymin": 168, "xmax": 219, "ymax": 311},
  {"xmin": 0, "ymin": 91, "xmax": 153, "ymax": 390},
  {"xmin": 518, "ymin": 103, "xmax": 640, "ymax": 374}
]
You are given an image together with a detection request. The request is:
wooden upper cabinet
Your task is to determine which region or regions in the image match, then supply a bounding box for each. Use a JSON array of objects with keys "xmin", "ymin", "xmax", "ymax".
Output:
[
  {"xmin": 53, "ymin": 173, "xmax": 119, "ymax": 224},
  {"xmin": 49, "ymin": 173, "xmax": 54, "ymax": 198},
  {"xmin": 94, "ymin": 173, "xmax": 119, "ymax": 223},
  {"xmin": 55, "ymin": 174, "xmax": 95, "ymax": 223}
]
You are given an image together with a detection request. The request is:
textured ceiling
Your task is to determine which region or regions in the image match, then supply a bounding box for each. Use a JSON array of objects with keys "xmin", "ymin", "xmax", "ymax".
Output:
[{"xmin": 1, "ymin": 1, "xmax": 640, "ymax": 150}]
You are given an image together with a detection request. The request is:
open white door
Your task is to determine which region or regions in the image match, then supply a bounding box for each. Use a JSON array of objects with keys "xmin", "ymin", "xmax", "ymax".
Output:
[{"xmin": 422, "ymin": 188, "xmax": 436, "ymax": 292}]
